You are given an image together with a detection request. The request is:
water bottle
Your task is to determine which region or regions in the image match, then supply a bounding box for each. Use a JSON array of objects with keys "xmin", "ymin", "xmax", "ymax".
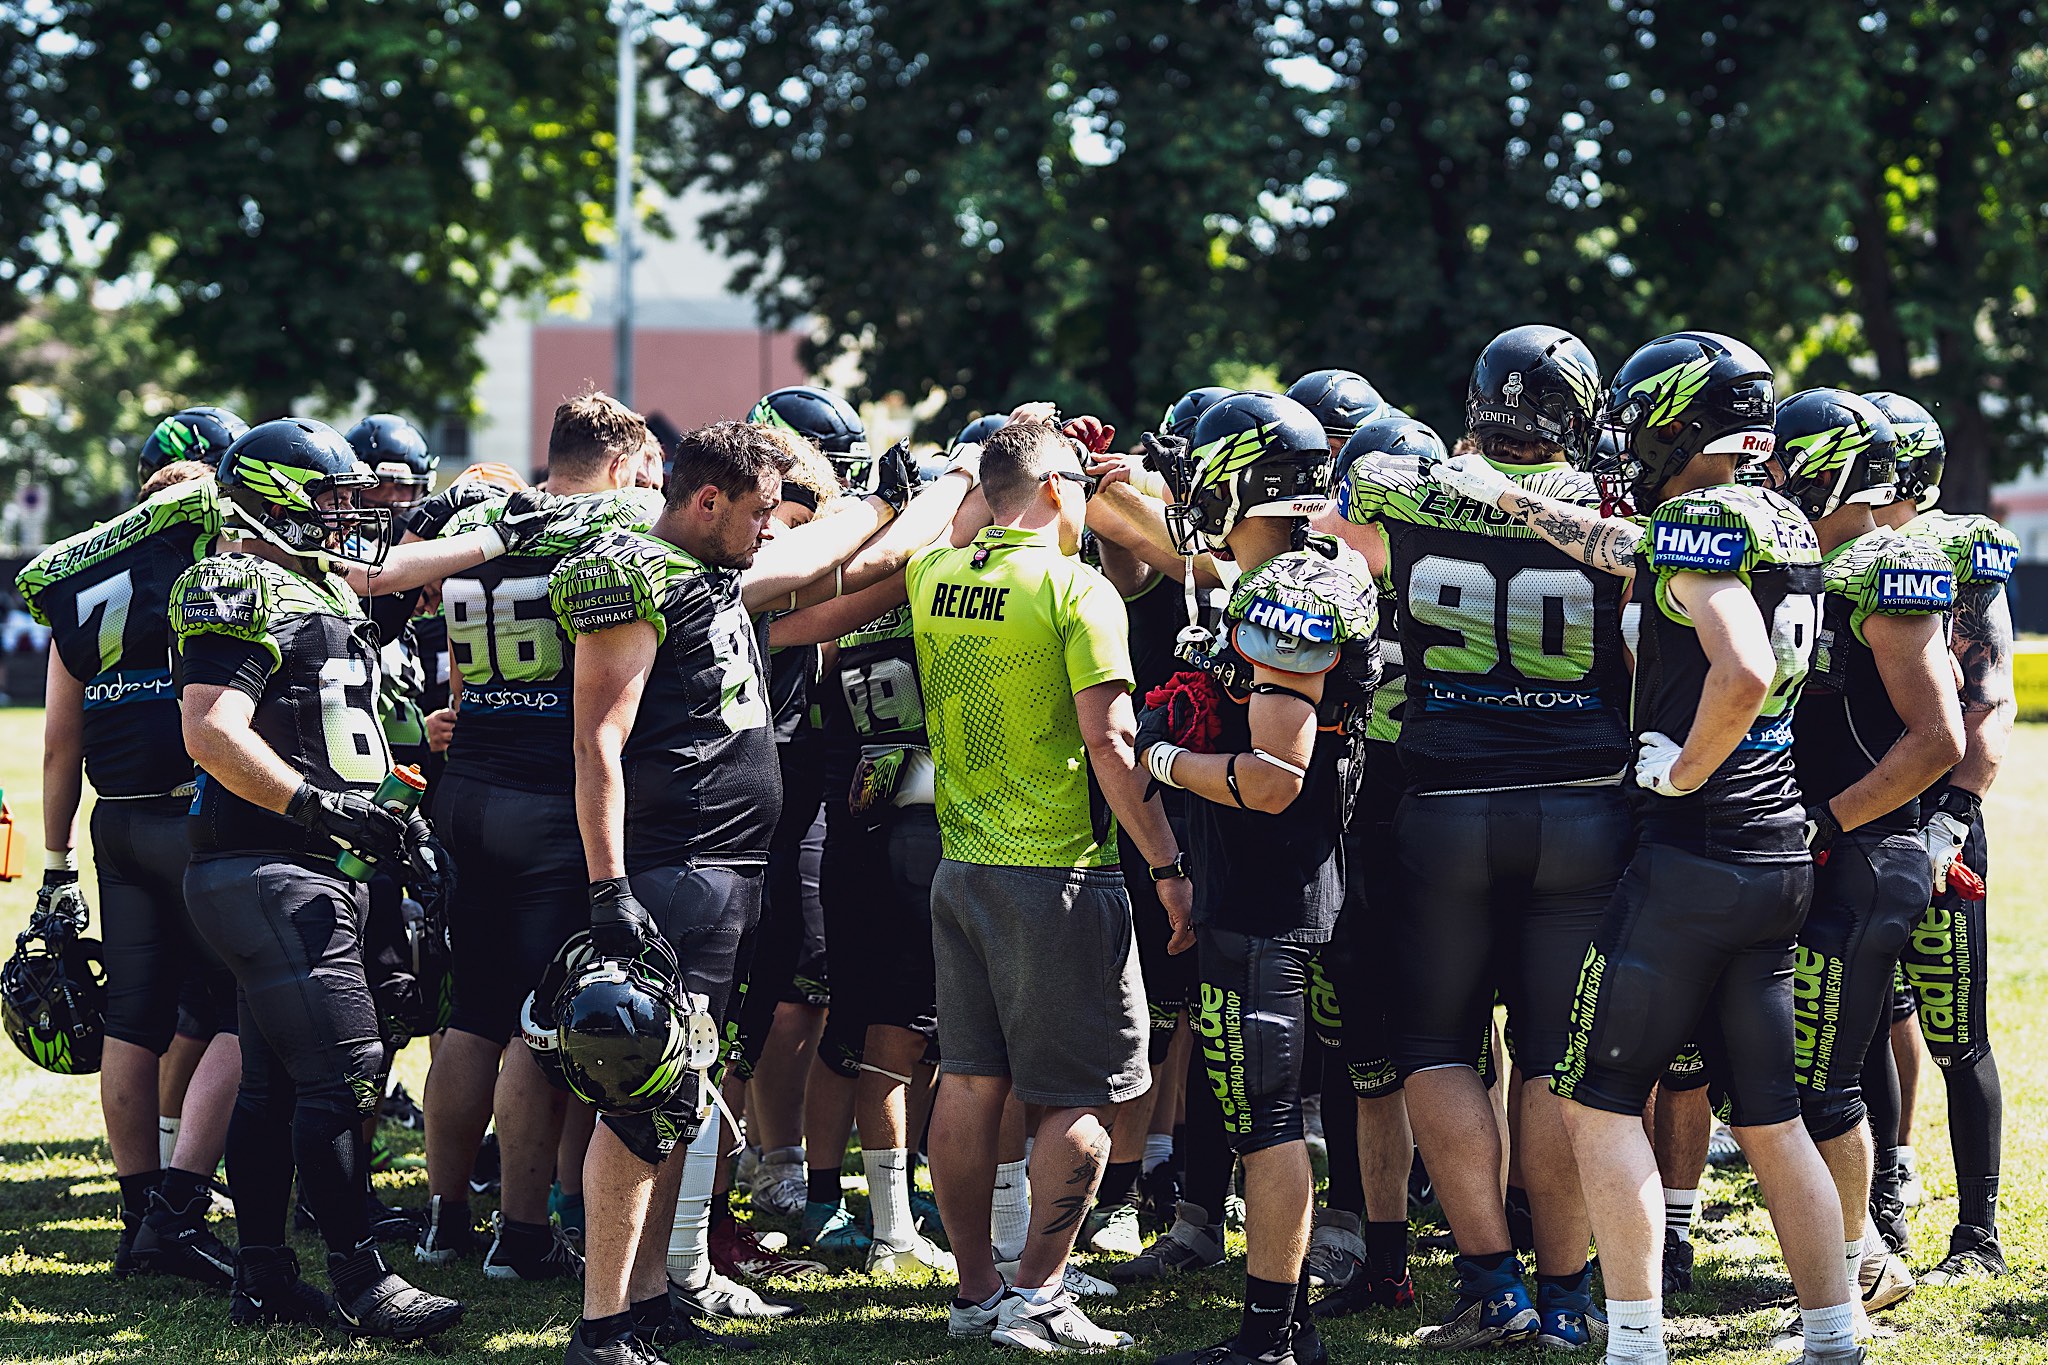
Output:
[{"xmin": 336, "ymin": 765, "xmax": 427, "ymax": 880}]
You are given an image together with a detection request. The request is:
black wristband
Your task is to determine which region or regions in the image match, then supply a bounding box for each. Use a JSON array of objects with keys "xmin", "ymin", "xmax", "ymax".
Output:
[
  {"xmin": 41, "ymin": 868, "xmax": 77, "ymax": 888},
  {"xmin": 284, "ymin": 781, "xmax": 320, "ymax": 826},
  {"xmin": 588, "ymin": 876, "xmax": 633, "ymax": 907},
  {"xmin": 1934, "ymin": 786, "xmax": 1983, "ymax": 822},
  {"xmin": 1148, "ymin": 853, "xmax": 1187, "ymax": 883}
]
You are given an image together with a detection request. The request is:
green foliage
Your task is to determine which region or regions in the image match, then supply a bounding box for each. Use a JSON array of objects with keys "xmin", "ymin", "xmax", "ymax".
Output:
[
  {"xmin": 0, "ymin": 275, "xmax": 196, "ymax": 533},
  {"xmin": 673, "ymin": 0, "xmax": 1295, "ymax": 437},
  {"xmin": 40, "ymin": 0, "xmax": 649, "ymax": 419}
]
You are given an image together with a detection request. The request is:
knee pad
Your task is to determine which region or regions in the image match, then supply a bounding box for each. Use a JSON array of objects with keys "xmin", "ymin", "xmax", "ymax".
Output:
[
  {"xmin": 603, "ymin": 1102, "xmax": 697, "ymax": 1166},
  {"xmin": 1146, "ymin": 1005, "xmax": 1177, "ymax": 1066}
]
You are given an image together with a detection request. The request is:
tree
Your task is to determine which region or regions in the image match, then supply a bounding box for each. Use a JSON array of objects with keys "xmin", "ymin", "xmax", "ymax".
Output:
[
  {"xmin": 41, "ymin": 0, "xmax": 655, "ymax": 420},
  {"xmin": 671, "ymin": 0, "xmax": 1293, "ymax": 436}
]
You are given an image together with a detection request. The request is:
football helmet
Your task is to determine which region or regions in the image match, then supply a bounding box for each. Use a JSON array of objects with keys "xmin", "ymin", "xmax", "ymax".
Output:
[
  {"xmin": 1333, "ymin": 413, "xmax": 1447, "ymax": 489},
  {"xmin": 1771, "ymin": 388, "xmax": 1898, "ymax": 520},
  {"xmin": 748, "ymin": 385, "xmax": 871, "ymax": 487},
  {"xmin": 952, "ymin": 413, "xmax": 1010, "ymax": 449},
  {"xmin": 217, "ymin": 417, "xmax": 393, "ymax": 570},
  {"xmin": 1593, "ymin": 331, "xmax": 1777, "ymax": 512},
  {"xmin": 2, "ymin": 888, "xmax": 107, "ymax": 1076},
  {"xmin": 1467, "ymin": 325, "xmax": 1602, "ymax": 458},
  {"xmin": 137, "ymin": 406, "xmax": 248, "ymax": 486},
  {"xmin": 1863, "ymin": 391, "xmax": 1945, "ymax": 511},
  {"xmin": 1160, "ymin": 386, "xmax": 1235, "ymax": 439},
  {"xmin": 1285, "ymin": 369, "xmax": 1387, "ymax": 443},
  {"xmin": 554, "ymin": 936, "xmax": 714, "ymax": 1115},
  {"xmin": 346, "ymin": 414, "xmax": 436, "ymax": 511},
  {"xmin": 1167, "ymin": 391, "xmax": 1331, "ymax": 555}
]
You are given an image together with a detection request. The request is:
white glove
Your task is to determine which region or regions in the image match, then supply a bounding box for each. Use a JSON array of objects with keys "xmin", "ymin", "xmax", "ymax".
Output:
[
  {"xmin": 1431, "ymin": 453, "xmax": 1517, "ymax": 508},
  {"xmin": 1634, "ymin": 731, "xmax": 1702, "ymax": 798},
  {"xmin": 1920, "ymin": 811, "xmax": 1970, "ymax": 893}
]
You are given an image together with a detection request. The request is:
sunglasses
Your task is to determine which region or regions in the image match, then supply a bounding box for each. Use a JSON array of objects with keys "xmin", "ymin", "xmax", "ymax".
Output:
[{"xmin": 1044, "ymin": 468, "xmax": 1098, "ymax": 500}]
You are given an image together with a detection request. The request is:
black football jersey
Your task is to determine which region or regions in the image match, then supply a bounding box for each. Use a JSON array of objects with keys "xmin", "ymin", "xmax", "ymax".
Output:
[
  {"xmin": 17, "ymin": 480, "xmax": 223, "ymax": 798},
  {"xmin": 1342, "ymin": 452, "xmax": 1631, "ymax": 794},
  {"xmin": 172, "ymin": 553, "xmax": 391, "ymax": 857},
  {"xmin": 1794, "ymin": 529, "xmax": 1956, "ymax": 834},
  {"xmin": 1634, "ymin": 485, "xmax": 1823, "ymax": 863},
  {"xmin": 551, "ymin": 529, "xmax": 783, "ymax": 869}
]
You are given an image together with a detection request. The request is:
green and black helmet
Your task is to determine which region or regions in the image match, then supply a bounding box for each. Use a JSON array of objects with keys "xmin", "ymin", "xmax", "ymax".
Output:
[
  {"xmin": 749, "ymin": 385, "xmax": 871, "ymax": 486},
  {"xmin": 1772, "ymin": 388, "xmax": 1898, "ymax": 521},
  {"xmin": 1167, "ymin": 391, "xmax": 1331, "ymax": 556},
  {"xmin": 1333, "ymin": 412, "xmax": 1444, "ymax": 489},
  {"xmin": 1594, "ymin": 331, "xmax": 1777, "ymax": 512},
  {"xmin": 554, "ymin": 938, "xmax": 693, "ymax": 1116},
  {"xmin": 137, "ymin": 406, "xmax": 248, "ymax": 486},
  {"xmin": 1862, "ymin": 391, "xmax": 1946, "ymax": 511},
  {"xmin": 217, "ymin": 417, "xmax": 391, "ymax": 569},
  {"xmin": 1285, "ymin": 369, "xmax": 1387, "ymax": 444},
  {"xmin": 1466, "ymin": 325, "xmax": 1602, "ymax": 458}
]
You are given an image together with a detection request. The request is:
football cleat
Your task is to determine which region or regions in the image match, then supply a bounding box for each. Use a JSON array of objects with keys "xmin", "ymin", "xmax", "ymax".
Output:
[
  {"xmin": 1921, "ymin": 1225, "xmax": 2007, "ymax": 1284},
  {"xmin": 1413, "ymin": 1256, "xmax": 1539, "ymax": 1349}
]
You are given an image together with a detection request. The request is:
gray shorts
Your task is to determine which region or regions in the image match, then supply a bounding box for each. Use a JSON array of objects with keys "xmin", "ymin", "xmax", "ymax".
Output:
[{"xmin": 931, "ymin": 859, "xmax": 1150, "ymax": 1108}]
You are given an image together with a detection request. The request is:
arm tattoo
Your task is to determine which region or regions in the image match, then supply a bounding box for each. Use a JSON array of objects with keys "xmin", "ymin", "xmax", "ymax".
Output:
[
  {"xmin": 1501, "ymin": 489, "xmax": 1641, "ymax": 576},
  {"xmin": 1954, "ymin": 584, "xmax": 2017, "ymax": 714}
]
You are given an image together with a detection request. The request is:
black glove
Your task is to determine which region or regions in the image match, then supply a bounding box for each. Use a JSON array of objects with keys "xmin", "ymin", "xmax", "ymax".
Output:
[
  {"xmin": 589, "ymin": 876, "xmax": 656, "ymax": 959},
  {"xmin": 1140, "ymin": 431, "xmax": 1193, "ymax": 499},
  {"xmin": 871, "ymin": 438, "xmax": 915, "ymax": 513},
  {"xmin": 1134, "ymin": 701, "xmax": 1175, "ymax": 761},
  {"xmin": 287, "ymin": 781, "xmax": 409, "ymax": 867},
  {"xmin": 404, "ymin": 479, "xmax": 503, "ymax": 540},
  {"xmin": 402, "ymin": 812, "xmax": 455, "ymax": 912},
  {"xmin": 491, "ymin": 488, "xmax": 558, "ymax": 554},
  {"xmin": 1803, "ymin": 802, "xmax": 1843, "ymax": 859}
]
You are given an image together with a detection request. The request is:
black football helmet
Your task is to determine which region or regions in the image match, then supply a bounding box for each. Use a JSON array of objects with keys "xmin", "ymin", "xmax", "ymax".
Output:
[
  {"xmin": 554, "ymin": 937, "xmax": 708, "ymax": 1115},
  {"xmin": 748, "ymin": 385, "xmax": 871, "ymax": 487},
  {"xmin": 1863, "ymin": 391, "xmax": 1946, "ymax": 511},
  {"xmin": 217, "ymin": 417, "xmax": 392, "ymax": 570},
  {"xmin": 1160, "ymin": 386, "xmax": 1235, "ymax": 439},
  {"xmin": 1333, "ymin": 414, "xmax": 1447, "ymax": 489},
  {"xmin": 1594, "ymin": 332, "xmax": 1777, "ymax": 512},
  {"xmin": 137, "ymin": 406, "xmax": 248, "ymax": 486},
  {"xmin": 1284, "ymin": 369, "xmax": 1387, "ymax": 444},
  {"xmin": 1466, "ymin": 325, "xmax": 1602, "ymax": 458},
  {"xmin": 1168, "ymin": 391, "xmax": 1331, "ymax": 555},
  {"xmin": 952, "ymin": 413, "xmax": 1010, "ymax": 449},
  {"xmin": 521, "ymin": 929, "xmax": 602, "ymax": 1093},
  {"xmin": 2, "ymin": 892, "xmax": 107, "ymax": 1076},
  {"xmin": 346, "ymin": 414, "xmax": 436, "ymax": 510},
  {"xmin": 1771, "ymin": 388, "xmax": 1898, "ymax": 521}
]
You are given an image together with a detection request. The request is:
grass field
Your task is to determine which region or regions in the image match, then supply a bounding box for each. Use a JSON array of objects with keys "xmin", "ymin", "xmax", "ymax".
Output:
[{"xmin": 0, "ymin": 708, "xmax": 2044, "ymax": 1364}]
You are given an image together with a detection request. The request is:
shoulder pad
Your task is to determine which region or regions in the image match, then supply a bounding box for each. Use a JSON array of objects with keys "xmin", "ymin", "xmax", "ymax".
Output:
[
  {"xmin": 1228, "ymin": 550, "xmax": 1377, "ymax": 674},
  {"xmin": 1907, "ymin": 511, "xmax": 2019, "ymax": 586},
  {"xmin": 838, "ymin": 602, "xmax": 913, "ymax": 649},
  {"xmin": 550, "ymin": 530, "xmax": 692, "ymax": 641},
  {"xmin": 1829, "ymin": 529, "xmax": 1955, "ymax": 616},
  {"xmin": 1648, "ymin": 485, "xmax": 1818, "ymax": 575},
  {"xmin": 170, "ymin": 554, "xmax": 279, "ymax": 644},
  {"xmin": 17, "ymin": 480, "xmax": 222, "ymax": 624},
  {"xmin": 407, "ymin": 480, "xmax": 505, "ymax": 539},
  {"xmin": 1339, "ymin": 451, "xmax": 1428, "ymax": 525},
  {"xmin": 523, "ymin": 487, "xmax": 666, "ymax": 557}
]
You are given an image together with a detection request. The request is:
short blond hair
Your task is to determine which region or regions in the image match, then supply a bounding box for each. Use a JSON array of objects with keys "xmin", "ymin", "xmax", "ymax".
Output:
[
  {"xmin": 141, "ymin": 460, "xmax": 212, "ymax": 501},
  {"xmin": 758, "ymin": 424, "xmax": 840, "ymax": 510},
  {"xmin": 548, "ymin": 389, "xmax": 648, "ymax": 477}
]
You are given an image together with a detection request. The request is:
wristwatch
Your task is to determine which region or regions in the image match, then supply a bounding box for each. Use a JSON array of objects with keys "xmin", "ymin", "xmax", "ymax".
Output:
[{"xmin": 1149, "ymin": 853, "xmax": 1188, "ymax": 883}]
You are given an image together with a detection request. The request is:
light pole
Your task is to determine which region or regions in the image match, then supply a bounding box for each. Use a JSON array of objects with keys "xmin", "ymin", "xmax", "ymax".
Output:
[{"xmin": 614, "ymin": 0, "xmax": 638, "ymax": 407}]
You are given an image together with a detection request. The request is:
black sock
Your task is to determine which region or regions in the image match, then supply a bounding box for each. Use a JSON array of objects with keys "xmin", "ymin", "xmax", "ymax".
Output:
[
  {"xmin": 1234, "ymin": 1274, "xmax": 1296, "ymax": 1359},
  {"xmin": 1321, "ymin": 1068, "xmax": 1364, "ymax": 1217},
  {"xmin": 1292, "ymin": 1273, "xmax": 1321, "ymax": 1348},
  {"xmin": 117, "ymin": 1171, "xmax": 163, "ymax": 1218},
  {"xmin": 158, "ymin": 1166, "xmax": 208, "ymax": 1213},
  {"xmin": 629, "ymin": 1294, "xmax": 671, "ymax": 1331},
  {"xmin": 295, "ymin": 1107, "xmax": 369, "ymax": 1255},
  {"xmin": 1364, "ymin": 1220, "xmax": 1408, "ymax": 1280},
  {"xmin": 1863, "ymin": 1024, "xmax": 1903, "ymax": 1205},
  {"xmin": 498, "ymin": 1216, "xmax": 550, "ymax": 1253},
  {"xmin": 712, "ymin": 1190, "xmax": 737, "ymax": 1229},
  {"xmin": 327, "ymin": 1239, "xmax": 386, "ymax": 1301},
  {"xmin": 1464, "ymin": 1249, "xmax": 1514, "ymax": 1274},
  {"xmin": 808, "ymin": 1165, "xmax": 842, "ymax": 1206},
  {"xmin": 1181, "ymin": 1042, "xmax": 1236, "ymax": 1219},
  {"xmin": 1538, "ymin": 1266, "xmax": 1591, "ymax": 1294},
  {"xmin": 583, "ymin": 1308, "xmax": 638, "ymax": 1346},
  {"xmin": 1098, "ymin": 1160, "xmax": 1142, "ymax": 1211},
  {"xmin": 1170, "ymin": 1123, "xmax": 1186, "ymax": 1184},
  {"xmin": 1960, "ymin": 1175, "xmax": 2000, "ymax": 1236}
]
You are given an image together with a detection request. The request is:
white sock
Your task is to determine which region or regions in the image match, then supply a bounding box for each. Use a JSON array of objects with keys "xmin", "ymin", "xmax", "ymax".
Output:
[
  {"xmin": 666, "ymin": 1116, "xmax": 722, "ymax": 1289},
  {"xmin": 1016, "ymin": 1279, "xmax": 1061, "ymax": 1304},
  {"xmin": 1803, "ymin": 1301, "xmax": 1856, "ymax": 1354},
  {"xmin": 991, "ymin": 1158, "xmax": 1031, "ymax": 1262},
  {"xmin": 1896, "ymin": 1143, "xmax": 1916, "ymax": 1175},
  {"xmin": 1142, "ymin": 1133, "xmax": 1173, "ymax": 1174},
  {"xmin": 1605, "ymin": 1297, "xmax": 1665, "ymax": 1360},
  {"xmin": 158, "ymin": 1116, "xmax": 181, "ymax": 1169},
  {"xmin": 865, "ymin": 1147, "xmax": 916, "ymax": 1251},
  {"xmin": 1662, "ymin": 1186, "xmax": 1698, "ymax": 1242}
]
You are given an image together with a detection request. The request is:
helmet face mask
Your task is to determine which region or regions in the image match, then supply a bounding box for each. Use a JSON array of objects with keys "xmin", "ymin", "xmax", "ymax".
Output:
[
  {"xmin": 345, "ymin": 414, "xmax": 436, "ymax": 513},
  {"xmin": 3, "ymin": 901, "xmax": 107, "ymax": 1076}
]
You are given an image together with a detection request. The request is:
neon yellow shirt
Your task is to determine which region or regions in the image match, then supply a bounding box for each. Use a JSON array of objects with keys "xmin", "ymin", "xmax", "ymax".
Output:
[{"xmin": 907, "ymin": 524, "xmax": 1134, "ymax": 868}]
